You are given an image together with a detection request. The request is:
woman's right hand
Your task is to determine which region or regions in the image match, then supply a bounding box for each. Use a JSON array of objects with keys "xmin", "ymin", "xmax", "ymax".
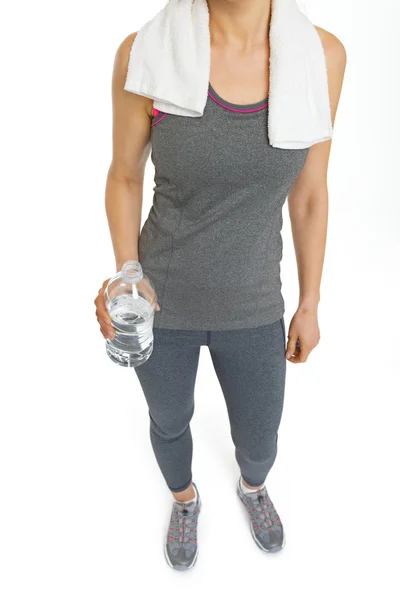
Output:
[
  {"xmin": 94, "ymin": 277, "xmax": 161, "ymax": 341},
  {"xmin": 94, "ymin": 278, "xmax": 116, "ymax": 340}
]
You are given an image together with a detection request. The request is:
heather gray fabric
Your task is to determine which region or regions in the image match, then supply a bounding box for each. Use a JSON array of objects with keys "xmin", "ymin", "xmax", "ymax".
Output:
[
  {"xmin": 138, "ymin": 82, "xmax": 309, "ymax": 330},
  {"xmin": 134, "ymin": 317, "xmax": 286, "ymax": 492}
]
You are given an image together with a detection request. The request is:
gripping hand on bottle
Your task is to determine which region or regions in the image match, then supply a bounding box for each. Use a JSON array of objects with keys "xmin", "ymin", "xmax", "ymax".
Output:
[{"xmin": 94, "ymin": 277, "xmax": 160, "ymax": 341}]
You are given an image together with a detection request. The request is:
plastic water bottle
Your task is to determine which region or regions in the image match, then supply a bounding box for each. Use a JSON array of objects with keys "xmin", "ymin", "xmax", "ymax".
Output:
[{"xmin": 104, "ymin": 260, "xmax": 157, "ymax": 367}]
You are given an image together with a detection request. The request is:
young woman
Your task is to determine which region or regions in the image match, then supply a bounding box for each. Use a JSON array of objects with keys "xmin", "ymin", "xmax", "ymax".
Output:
[{"xmin": 94, "ymin": 0, "xmax": 346, "ymax": 570}]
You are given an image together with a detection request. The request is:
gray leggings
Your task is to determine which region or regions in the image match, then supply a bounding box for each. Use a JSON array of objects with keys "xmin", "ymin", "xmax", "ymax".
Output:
[{"xmin": 133, "ymin": 317, "xmax": 287, "ymax": 493}]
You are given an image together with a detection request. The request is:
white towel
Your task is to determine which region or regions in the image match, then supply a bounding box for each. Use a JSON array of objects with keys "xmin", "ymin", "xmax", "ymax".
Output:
[{"xmin": 124, "ymin": 0, "xmax": 333, "ymax": 149}]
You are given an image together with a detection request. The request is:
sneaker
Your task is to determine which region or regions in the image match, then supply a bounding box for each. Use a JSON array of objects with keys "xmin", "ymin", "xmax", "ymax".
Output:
[
  {"xmin": 237, "ymin": 477, "xmax": 284, "ymax": 552},
  {"xmin": 164, "ymin": 482, "xmax": 201, "ymax": 570}
]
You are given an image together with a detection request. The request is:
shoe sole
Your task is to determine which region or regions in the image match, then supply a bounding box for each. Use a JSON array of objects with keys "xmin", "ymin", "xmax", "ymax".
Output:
[
  {"xmin": 236, "ymin": 484, "xmax": 286, "ymax": 553},
  {"xmin": 164, "ymin": 494, "xmax": 202, "ymax": 570}
]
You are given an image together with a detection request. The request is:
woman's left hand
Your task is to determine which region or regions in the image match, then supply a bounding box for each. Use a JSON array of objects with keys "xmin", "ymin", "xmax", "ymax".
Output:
[{"xmin": 285, "ymin": 306, "xmax": 320, "ymax": 363}]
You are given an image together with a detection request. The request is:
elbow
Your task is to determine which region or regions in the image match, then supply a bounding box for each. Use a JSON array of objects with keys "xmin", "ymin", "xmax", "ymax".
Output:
[
  {"xmin": 288, "ymin": 185, "xmax": 329, "ymax": 218},
  {"xmin": 107, "ymin": 162, "xmax": 144, "ymax": 188}
]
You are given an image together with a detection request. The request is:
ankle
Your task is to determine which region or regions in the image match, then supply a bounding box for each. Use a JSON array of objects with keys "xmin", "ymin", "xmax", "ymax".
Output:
[
  {"xmin": 172, "ymin": 482, "xmax": 197, "ymax": 503},
  {"xmin": 240, "ymin": 476, "xmax": 264, "ymax": 494}
]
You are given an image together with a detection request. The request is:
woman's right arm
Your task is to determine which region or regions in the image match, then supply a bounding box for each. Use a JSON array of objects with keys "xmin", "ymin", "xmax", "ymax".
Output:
[{"xmin": 95, "ymin": 32, "xmax": 159, "ymax": 341}]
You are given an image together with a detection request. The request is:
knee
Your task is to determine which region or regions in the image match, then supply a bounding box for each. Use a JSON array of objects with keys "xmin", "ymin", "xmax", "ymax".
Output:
[
  {"xmin": 149, "ymin": 410, "xmax": 192, "ymax": 443},
  {"xmin": 237, "ymin": 433, "xmax": 278, "ymax": 464}
]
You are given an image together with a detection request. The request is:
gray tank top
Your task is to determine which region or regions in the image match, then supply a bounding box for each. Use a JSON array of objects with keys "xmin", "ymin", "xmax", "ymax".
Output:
[{"xmin": 138, "ymin": 82, "xmax": 309, "ymax": 330}]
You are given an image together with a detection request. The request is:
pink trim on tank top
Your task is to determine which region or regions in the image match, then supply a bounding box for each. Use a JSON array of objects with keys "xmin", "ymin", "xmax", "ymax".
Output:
[
  {"xmin": 152, "ymin": 89, "xmax": 267, "ymax": 126},
  {"xmin": 207, "ymin": 89, "xmax": 268, "ymax": 113},
  {"xmin": 151, "ymin": 112, "xmax": 168, "ymax": 127}
]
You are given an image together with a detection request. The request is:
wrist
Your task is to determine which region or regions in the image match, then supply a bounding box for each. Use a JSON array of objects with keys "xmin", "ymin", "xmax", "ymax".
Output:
[
  {"xmin": 298, "ymin": 294, "xmax": 320, "ymax": 312},
  {"xmin": 116, "ymin": 256, "xmax": 139, "ymax": 272}
]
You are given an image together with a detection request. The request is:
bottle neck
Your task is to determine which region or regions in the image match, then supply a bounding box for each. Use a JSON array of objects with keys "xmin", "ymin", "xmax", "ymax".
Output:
[{"xmin": 121, "ymin": 260, "xmax": 143, "ymax": 284}]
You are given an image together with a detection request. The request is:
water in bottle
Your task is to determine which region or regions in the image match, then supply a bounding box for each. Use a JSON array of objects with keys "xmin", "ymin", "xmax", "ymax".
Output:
[{"xmin": 104, "ymin": 260, "xmax": 157, "ymax": 367}]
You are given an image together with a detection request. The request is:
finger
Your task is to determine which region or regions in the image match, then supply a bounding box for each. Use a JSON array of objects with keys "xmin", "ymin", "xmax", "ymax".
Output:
[
  {"xmin": 285, "ymin": 334, "xmax": 298, "ymax": 359},
  {"xmin": 156, "ymin": 302, "xmax": 160, "ymax": 311},
  {"xmin": 288, "ymin": 355, "xmax": 301, "ymax": 364},
  {"xmin": 287, "ymin": 345, "xmax": 302, "ymax": 363},
  {"xmin": 101, "ymin": 326, "xmax": 116, "ymax": 340},
  {"xmin": 100, "ymin": 327, "xmax": 109, "ymax": 339},
  {"xmin": 100, "ymin": 324, "xmax": 112, "ymax": 339},
  {"xmin": 106, "ymin": 325, "xmax": 116, "ymax": 339},
  {"xmin": 287, "ymin": 348, "xmax": 300, "ymax": 362},
  {"xmin": 94, "ymin": 293, "xmax": 110, "ymax": 317},
  {"xmin": 97, "ymin": 312, "xmax": 112, "ymax": 326},
  {"xmin": 289, "ymin": 341, "xmax": 310, "ymax": 363},
  {"xmin": 299, "ymin": 344, "xmax": 311, "ymax": 363},
  {"xmin": 96, "ymin": 310, "xmax": 112, "ymax": 328},
  {"xmin": 97, "ymin": 316, "xmax": 116, "ymax": 338},
  {"xmin": 95, "ymin": 298, "xmax": 112, "ymax": 322}
]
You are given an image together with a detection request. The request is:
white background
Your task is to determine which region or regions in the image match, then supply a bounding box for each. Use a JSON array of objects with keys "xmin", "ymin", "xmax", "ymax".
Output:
[{"xmin": 1, "ymin": 1, "xmax": 399, "ymax": 598}]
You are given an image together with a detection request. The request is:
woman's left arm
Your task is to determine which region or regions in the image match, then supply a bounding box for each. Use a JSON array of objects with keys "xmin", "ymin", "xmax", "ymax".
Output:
[{"xmin": 285, "ymin": 27, "xmax": 347, "ymax": 363}]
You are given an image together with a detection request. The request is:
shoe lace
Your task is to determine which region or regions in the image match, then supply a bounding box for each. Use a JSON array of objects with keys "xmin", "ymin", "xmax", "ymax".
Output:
[
  {"xmin": 168, "ymin": 502, "xmax": 199, "ymax": 546},
  {"xmin": 247, "ymin": 489, "xmax": 281, "ymax": 532}
]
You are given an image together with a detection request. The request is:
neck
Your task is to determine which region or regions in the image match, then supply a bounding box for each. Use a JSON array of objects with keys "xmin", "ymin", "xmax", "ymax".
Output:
[{"xmin": 207, "ymin": 0, "xmax": 272, "ymax": 50}]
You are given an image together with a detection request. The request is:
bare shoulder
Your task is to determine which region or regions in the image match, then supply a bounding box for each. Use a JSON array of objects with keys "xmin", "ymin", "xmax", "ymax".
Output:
[
  {"xmin": 314, "ymin": 25, "xmax": 347, "ymax": 124},
  {"xmin": 314, "ymin": 25, "xmax": 347, "ymax": 75},
  {"xmin": 112, "ymin": 32, "xmax": 153, "ymax": 119},
  {"xmin": 112, "ymin": 31, "xmax": 138, "ymax": 89},
  {"xmin": 116, "ymin": 31, "xmax": 138, "ymax": 61}
]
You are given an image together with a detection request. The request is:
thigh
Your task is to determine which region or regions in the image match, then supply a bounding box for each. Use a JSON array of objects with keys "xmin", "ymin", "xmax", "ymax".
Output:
[
  {"xmin": 133, "ymin": 327, "xmax": 205, "ymax": 432},
  {"xmin": 208, "ymin": 318, "xmax": 287, "ymax": 445}
]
